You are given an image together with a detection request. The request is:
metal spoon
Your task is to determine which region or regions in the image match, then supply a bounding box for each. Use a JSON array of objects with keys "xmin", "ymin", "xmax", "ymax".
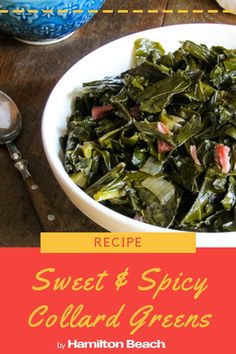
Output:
[{"xmin": 0, "ymin": 91, "xmax": 66, "ymax": 232}]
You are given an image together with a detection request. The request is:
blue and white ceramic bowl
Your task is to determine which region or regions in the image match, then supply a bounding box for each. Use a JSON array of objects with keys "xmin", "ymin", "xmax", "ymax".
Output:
[{"xmin": 0, "ymin": 0, "xmax": 105, "ymax": 45}]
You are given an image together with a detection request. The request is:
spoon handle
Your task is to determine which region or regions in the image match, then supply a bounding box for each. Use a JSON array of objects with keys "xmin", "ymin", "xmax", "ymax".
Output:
[{"xmin": 7, "ymin": 142, "xmax": 67, "ymax": 232}]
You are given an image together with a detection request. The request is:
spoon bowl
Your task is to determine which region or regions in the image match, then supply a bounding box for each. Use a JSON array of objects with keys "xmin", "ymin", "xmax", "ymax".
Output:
[{"xmin": 0, "ymin": 91, "xmax": 22, "ymax": 144}]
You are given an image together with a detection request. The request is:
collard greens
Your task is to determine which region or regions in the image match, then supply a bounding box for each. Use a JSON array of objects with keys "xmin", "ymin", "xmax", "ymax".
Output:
[{"xmin": 61, "ymin": 39, "xmax": 236, "ymax": 232}]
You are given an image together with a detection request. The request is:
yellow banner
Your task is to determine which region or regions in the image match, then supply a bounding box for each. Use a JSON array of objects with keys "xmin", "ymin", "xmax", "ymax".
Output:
[{"xmin": 41, "ymin": 232, "xmax": 196, "ymax": 254}]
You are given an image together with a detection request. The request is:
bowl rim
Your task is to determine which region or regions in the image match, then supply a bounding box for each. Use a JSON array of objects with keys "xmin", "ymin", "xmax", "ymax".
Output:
[{"xmin": 42, "ymin": 23, "xmax": 236, "ymax": 246}]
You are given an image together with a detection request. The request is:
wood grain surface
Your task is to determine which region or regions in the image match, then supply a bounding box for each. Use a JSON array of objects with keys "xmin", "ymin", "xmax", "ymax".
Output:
[{"xmin": 0, "ymin": 0, "xmax": 235, "ymax": 246}]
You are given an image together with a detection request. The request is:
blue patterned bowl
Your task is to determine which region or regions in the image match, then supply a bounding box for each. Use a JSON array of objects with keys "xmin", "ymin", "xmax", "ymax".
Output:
[{"xmin": 0, "ymin": 0, "xmax": 105, "ymax": 44}]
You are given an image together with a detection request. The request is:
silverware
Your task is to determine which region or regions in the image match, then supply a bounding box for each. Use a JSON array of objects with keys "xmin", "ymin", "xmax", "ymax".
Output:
[{"xmin": 0, "ymin": 91, "xmax": 66, "ymax": 232}]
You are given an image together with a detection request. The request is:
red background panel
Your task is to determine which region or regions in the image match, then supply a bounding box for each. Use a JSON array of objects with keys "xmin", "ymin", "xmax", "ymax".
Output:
[{"xmin": 0, "ymin": 248, "xmax": 235, "ymax": 353}]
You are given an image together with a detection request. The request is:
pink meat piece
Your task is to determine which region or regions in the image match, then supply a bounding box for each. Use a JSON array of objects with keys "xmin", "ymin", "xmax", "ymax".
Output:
[
  {"xmin": 91, "ymin": 105, "xmax": 114, "ymax": 119},
  {"xmin": 157, "ymin": 122, "xmax": 173, "ymax": 136},
  {"xmin": 190, "ymin": 145, "xmax": 201, "ymax": 166},
  {"xmin": 129, "ymin": 106, "xmax": 140, "ymax": 119},
  {"xmin": 158, "ymin": 140, "xmax": 173, "ymax": 153},
  {"xmin": 214, "ymin": 144, "xmax": 231, "ymax": 173}
]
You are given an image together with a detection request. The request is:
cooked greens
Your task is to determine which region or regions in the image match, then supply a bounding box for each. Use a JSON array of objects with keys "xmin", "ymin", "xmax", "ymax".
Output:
[{"xmin": 61, "ymin": 39, "xmax": 236, "ymax": 232}]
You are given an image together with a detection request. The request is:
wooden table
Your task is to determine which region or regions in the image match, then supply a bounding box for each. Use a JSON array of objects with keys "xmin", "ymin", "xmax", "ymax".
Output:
[{"xmin": 0, "ymin": 0, "xmax": 235, "ymax": 246}]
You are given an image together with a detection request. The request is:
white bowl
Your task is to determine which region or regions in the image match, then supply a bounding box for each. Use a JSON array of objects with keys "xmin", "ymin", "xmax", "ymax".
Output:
[{"xmin": 42, "ymin": 24, "xmax": 236, "ymax": 246}]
